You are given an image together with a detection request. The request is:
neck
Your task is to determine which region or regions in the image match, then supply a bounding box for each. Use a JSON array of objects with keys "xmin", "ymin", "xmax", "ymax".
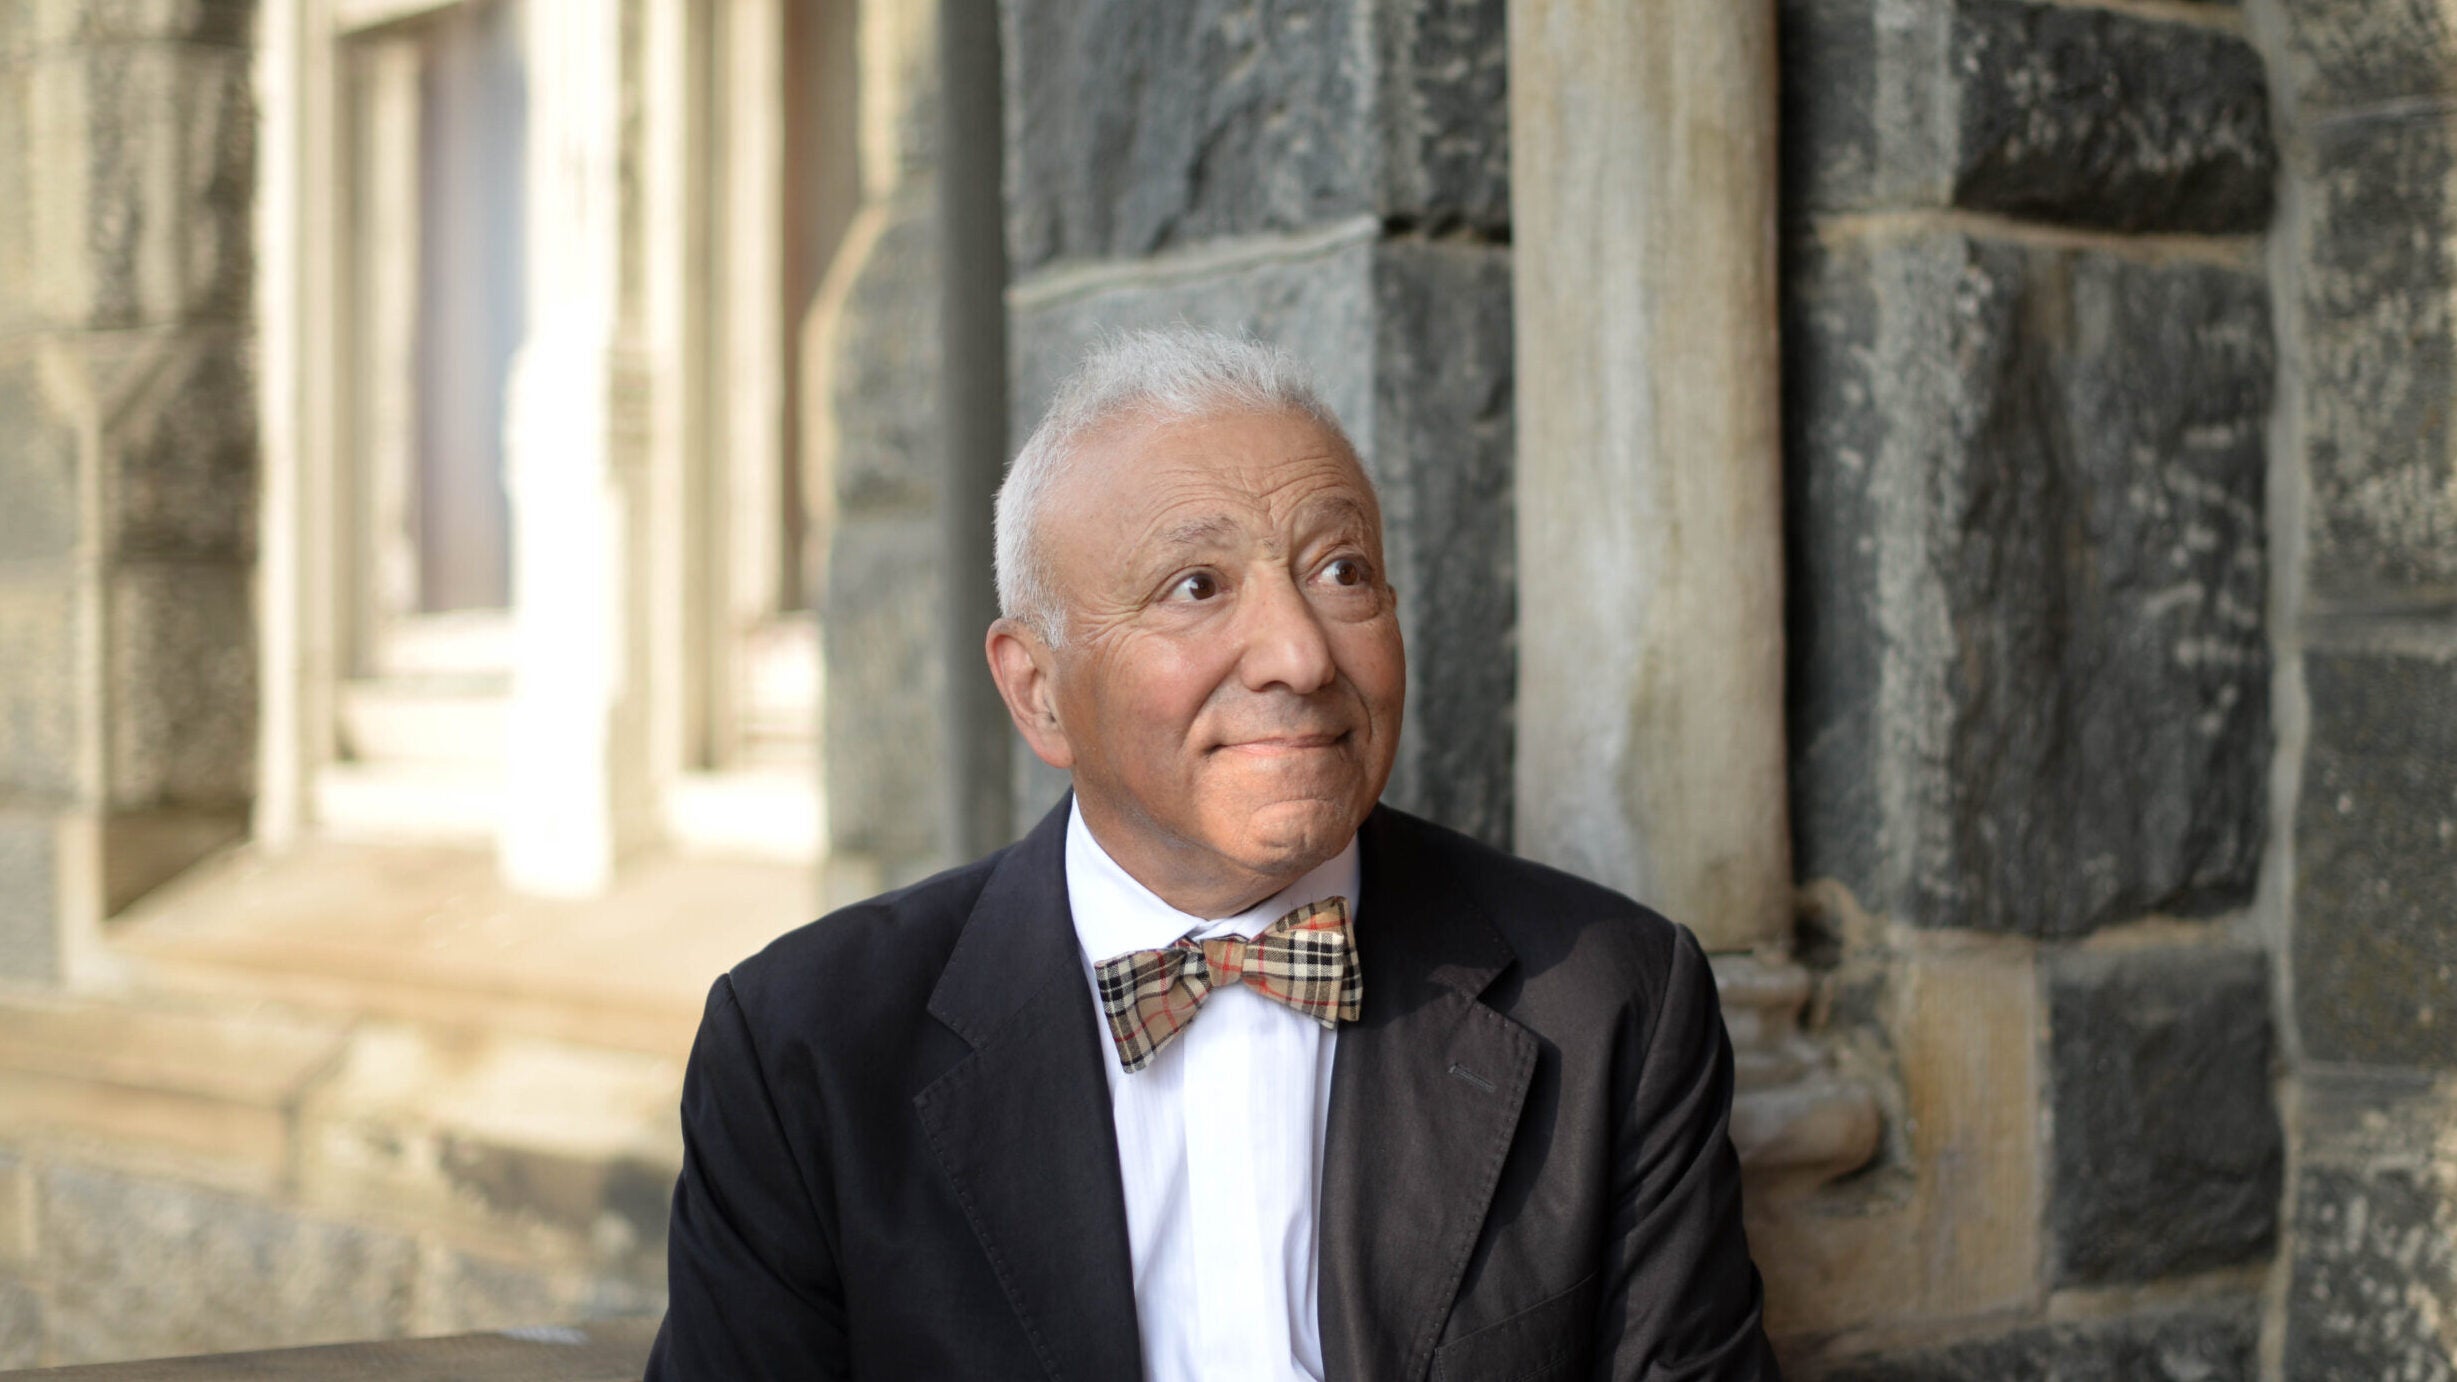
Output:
[{"xmin": 1073, "ymin": 797, "xmax": 1325, "ymax": 920}]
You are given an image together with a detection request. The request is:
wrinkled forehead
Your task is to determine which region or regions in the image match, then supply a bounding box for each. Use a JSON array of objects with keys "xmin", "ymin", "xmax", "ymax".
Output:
[{"xmin": 1057, "ymin": 403, "xmax": 1382, "ymax": 536}]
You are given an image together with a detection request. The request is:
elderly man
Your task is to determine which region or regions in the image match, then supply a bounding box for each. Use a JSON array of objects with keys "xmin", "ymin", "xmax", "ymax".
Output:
[{"xmin": 647, "ymin": 330, "xmax": 1779, "ymax": 1381}]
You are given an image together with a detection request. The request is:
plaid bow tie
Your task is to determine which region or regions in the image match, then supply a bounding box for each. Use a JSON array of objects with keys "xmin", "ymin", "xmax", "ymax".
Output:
[{"xmin": 1092, "ymin": 896, "xmax": 1361, "ymax": 1073}]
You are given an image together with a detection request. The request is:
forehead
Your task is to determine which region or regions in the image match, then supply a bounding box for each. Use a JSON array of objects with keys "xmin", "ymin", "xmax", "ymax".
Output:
[{"xmin": 1061, "ymin": 405, "xmax": 1378, "ymax": 534}]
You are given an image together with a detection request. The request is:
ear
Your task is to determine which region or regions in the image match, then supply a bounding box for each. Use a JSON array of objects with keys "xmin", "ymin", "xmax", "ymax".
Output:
[{"xmin": 985, "ymin": 617, "xmax": 1075, "ymax": 771}]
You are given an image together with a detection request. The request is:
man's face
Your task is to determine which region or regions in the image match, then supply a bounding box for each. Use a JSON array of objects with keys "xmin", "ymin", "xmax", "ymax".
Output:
[{"xmin": 1017, "ymin": 406, "xmax": 1405, "ymax": 912}]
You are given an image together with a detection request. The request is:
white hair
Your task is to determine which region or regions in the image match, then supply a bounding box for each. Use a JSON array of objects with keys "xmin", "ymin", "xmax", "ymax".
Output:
[{"xmin": 994, "ymin": 327, "xmax": 1360, "ymax": 645}]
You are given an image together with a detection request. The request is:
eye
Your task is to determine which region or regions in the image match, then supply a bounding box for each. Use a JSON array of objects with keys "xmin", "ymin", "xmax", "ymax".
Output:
[
  {"xmin": 1167, "ymin": 571, "xmax": 1222, "ymax": 602},
  {"xmin": 1321, "ymin": 556, "xmax": 1370, "ymax": 588}
]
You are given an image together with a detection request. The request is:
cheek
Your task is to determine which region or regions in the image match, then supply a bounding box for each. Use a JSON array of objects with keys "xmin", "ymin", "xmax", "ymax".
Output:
[
  {"xmin": 1088, "ymin": 643, "xmax": 1229, "ymax": 764},
  {"xmin": 1336, "ymin": 618, "xmax": 1407, "ymax": 716}
]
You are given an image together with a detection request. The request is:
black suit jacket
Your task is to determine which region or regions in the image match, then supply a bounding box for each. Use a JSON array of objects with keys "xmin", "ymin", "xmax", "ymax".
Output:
[{"xmin": 647, "ymin": 799, "xmax": 1779, "ymax": 1381}]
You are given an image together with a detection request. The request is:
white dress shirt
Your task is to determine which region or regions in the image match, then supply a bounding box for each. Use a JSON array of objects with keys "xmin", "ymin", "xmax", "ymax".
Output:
[{"xmin": 1066, "ymin": 800, "xmax": 1357, "ymax": 1382}]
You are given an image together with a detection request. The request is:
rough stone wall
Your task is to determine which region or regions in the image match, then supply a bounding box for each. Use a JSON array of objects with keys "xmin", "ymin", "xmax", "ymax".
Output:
[
  {"xmin": 999, "ymin": 0, "xmax": 1516, "ymax": 845},
  {"xmin": 1776, "ymin": 0, "xmax": 2289, "ymax": 1371},
  {"xmin": 2264, "ymin": 2, "xmax": 2457, "ymax": 1375},
  {"xmin": 0, "ymin": 1, "xmax": 259, "ymax": 980}
]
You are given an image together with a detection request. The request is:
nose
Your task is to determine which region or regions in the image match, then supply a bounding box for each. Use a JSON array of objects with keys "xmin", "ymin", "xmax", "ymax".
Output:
[{"xmin": 1236, "ymin": 568, "xmax": 1338, "ymax": 695}]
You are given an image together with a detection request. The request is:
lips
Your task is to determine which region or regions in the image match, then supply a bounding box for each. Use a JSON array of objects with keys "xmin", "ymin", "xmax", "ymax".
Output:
[{"xmin": 1216, "ymin": 730, "xmax": 1348, "ymax": 753}]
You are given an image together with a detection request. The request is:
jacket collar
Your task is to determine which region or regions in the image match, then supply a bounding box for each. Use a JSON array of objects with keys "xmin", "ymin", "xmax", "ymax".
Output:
[
  {"xmin": 1317, "ymin": 807, "xmax": 1536, "ymax": 1382},
  {"xmin": 916, "ymin": 795, "xmax": 1144, "ymax": 1382}
]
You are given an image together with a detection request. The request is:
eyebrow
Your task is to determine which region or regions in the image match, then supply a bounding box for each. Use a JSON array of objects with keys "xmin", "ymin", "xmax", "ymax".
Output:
[
  {"xmin": 1154, "ymin": 515, "xmax": 1241, "ymax": 551},
  {"xmin": 1297, "ymin": 496, "xmax": 1374, "ymax": 535},
  {"xmin": 1146, "ymin": 497, "xmax": 1375, "ymax": 558}
]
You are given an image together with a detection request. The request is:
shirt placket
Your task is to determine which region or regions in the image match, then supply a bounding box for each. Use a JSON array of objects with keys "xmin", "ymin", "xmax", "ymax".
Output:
[{"xmin": 1182, "ymin": 925, "xmax": 1279, "ymax": 1375}]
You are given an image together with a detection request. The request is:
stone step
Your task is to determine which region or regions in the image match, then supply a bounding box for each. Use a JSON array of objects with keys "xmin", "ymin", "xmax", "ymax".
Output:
[
  {"xmin": 34, "ymin": 838, "xmax": 808, "ymax": 1273},
  {"xmin": 311, "ymin": 763, "xmax": 503, "ymax": 843},
  {"xmin": 12, "ymin": 839, "xmax": 803, "ymax": 1279},
  {"xmin": 0, "ymin": 990, "xmax": 351, "ymax": 1193},
  {"xmin": 336, "ymin": 678, "xmax": 512, "ymax": 770},
  {"xmin": 104, "ymin": 841, "xmax": 804, "ymax": 1061},
  {"xmin": 296, "ymin": 1022, "xmax": 682, "ymax": 1269},
  {"xmin": 8, "ymin": 1318, "xmax": 658, "ymax": 1380},
  {"xmin": 0, "ymin": 986, "xmax": 685, "ymax": 1274},
  {"xmin": 659, "ymin": 767, "xmax": 823, "ymax": 865},
  {"xmin": 365, "ymin": 610, "xmax": 517, "ymax": 681},
  {"xmin": 115, "ymin": 938, "xmax": 705, "ymax": 1061}
]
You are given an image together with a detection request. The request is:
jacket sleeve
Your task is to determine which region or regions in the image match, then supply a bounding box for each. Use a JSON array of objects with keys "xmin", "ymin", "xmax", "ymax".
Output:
[
  {"xmin": 646, "ymin": 973, "xmax": 850, "ymax": 1381},
  {"xmin": 1593, "ymin": 924, "xmax": 1783, "ymax": 1381}
]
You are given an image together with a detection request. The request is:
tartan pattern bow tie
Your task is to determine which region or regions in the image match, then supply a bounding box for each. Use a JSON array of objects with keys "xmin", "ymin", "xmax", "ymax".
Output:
[{"xmin": 1092, "ymin": 896, "xmax": 1361, "ymax": 1073}]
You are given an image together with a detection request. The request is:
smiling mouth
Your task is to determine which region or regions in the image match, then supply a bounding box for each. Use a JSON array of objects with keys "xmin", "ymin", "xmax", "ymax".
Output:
[{"xmin": 1217, "ymin": 731, "xmax": 1348, "ymax": 754}]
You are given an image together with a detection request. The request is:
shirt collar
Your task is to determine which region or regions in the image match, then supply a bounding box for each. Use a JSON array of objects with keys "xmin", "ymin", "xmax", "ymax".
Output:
[{"xmin": 1065, "ymin": 796, "xmax": 1363, "ymax": 965}]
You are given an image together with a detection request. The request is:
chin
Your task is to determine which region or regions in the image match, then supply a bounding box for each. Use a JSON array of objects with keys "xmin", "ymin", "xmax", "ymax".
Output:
[{"xmin": 1231, "ymin": 794, "xmax": 1367, "ymax": 871}]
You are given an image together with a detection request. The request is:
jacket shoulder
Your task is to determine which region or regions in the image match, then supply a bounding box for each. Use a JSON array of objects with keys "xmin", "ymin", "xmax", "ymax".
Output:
[{"xmin": 1371, "ymin": 806, "xmax": 1699, "ymax": 1004}]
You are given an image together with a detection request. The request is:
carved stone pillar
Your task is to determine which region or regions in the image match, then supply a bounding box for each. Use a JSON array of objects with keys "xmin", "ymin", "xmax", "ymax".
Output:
[
  {"xmin": 499, "ymin": 0, "xmax": 657, "ymax": 895},
  {"xmin": 0, "ymin": 1, "xmax": 259, "ymax": 980},
  {"xmin": 1507, "ymin": 0, "xmax": 1877, "ymax": 1188}
]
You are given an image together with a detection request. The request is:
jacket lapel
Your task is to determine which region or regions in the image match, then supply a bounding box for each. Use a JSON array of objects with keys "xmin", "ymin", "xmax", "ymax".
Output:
[
  {"xmin": 914, "ymin": 798, "xmax": 1144, "ymax": 1382},
  {"xmin": 1318, "ymin": 808, "xmax": 1538, "ymax": 1382}
]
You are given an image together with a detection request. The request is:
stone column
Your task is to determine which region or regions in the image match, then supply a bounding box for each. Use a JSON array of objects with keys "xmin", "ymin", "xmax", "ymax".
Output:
[
  {"xmin": 934, "ymin": 0, "xmax": 1013, "ymax": 860},
  {"xmin": 498, "ymin": 0, "xmax": 657, "ymax": 895},
  {"xmin": 0, "ymin": 4, "xmax": 260, "ymax": 979},
  {"xmin": 1507, "ymin": 0, "xmax": 1876, "ymax": 1200},
  {"xmin": 809, "ymin": 2, "xmax": 948, "ymax": 894},
  {"xmin": 1508, "ymin": 0, "xmax": 1790, "ymax": 951}
]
